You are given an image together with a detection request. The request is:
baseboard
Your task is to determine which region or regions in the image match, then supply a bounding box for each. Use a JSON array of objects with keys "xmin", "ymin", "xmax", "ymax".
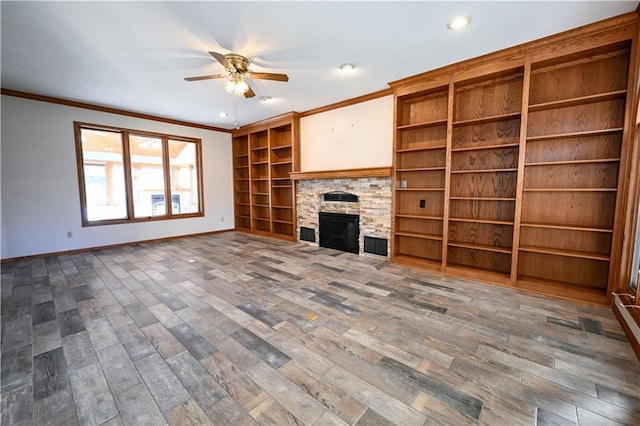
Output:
[{"xmin": 1, "ymin": 228, "xmax": 234, "ymax": 264}]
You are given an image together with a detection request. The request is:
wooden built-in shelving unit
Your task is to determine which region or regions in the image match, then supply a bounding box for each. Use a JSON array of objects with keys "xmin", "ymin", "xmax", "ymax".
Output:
[
  {"xmin": 232, "ymin": 134, "xmax": 251, "ymax": 231},
  {"xmin": 390, "ymin": 14, "xmax": 639, "ymax": 305},
  {"xmin": 393, "ymin": 88, "xmax": 449, "ymax": 271},
  {"xmin": 231, "ymin": 113, "xmax": 300, "ymax": 241}
]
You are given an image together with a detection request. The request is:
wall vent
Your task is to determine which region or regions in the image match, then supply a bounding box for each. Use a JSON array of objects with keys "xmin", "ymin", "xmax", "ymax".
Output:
[
  {"xmin": 364, "ymin": 236, "xmax": 388, "ymax": 256},
  {"xmin": 300, "ymin": 227, "xmax": 316, "ymax": 242}
]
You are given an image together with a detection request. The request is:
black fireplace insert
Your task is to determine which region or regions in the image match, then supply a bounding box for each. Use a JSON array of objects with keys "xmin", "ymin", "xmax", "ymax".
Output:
[{"xmin": 319, "ymin": 212, "xmax": 359, "ymax": 254}]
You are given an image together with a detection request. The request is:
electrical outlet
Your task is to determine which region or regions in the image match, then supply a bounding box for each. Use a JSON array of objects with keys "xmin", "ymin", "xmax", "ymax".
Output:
[
  {"xmin": 66, "ymin": 231, "xmax": 73, "ymax": 238},
  {"xmin": 419, "ymin": 199, "xmax": 426, "ymax": 208},
  {"xmin": 221, "ymin": 216, "xmax": 224, "ymax": 222}
]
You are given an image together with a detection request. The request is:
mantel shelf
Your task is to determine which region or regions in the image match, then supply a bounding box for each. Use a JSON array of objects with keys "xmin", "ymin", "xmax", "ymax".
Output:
[{"xmin": 290, "ymin": 166, "xmax": 392, "ymax": 181}]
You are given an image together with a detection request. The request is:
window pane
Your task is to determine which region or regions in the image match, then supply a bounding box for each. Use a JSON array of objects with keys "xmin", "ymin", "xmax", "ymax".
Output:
[
  {"xmin": 129, "ymin": 135, "xmax": 166, "ymax": 217},
  {"xmin": 169, "ymin": 139, "xmax": 199, "ymax": 214},
  {"xmin": 80, "ymin": 128, "xmax": 127, "ymax": 221}
]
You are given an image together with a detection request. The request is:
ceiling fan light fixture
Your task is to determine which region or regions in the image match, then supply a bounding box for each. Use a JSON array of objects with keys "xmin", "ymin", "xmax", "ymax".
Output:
[
  {"xmin": 224, "ymin": 75, "xmax": 249, "ymax": 96},
  {"xmin": 260, "ymin": 96, "xmax": 272, "ymax": 103}
]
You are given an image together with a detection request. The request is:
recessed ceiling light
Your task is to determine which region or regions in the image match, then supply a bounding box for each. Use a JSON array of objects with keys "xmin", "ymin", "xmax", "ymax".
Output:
[
  {"xmin": 260, "ymin": 96, "xmax": 272, "ymax": 103},
  {"xmin": 339, "ymin": 63, "xmax": 355, "ymax": 72},
  {"xmin": 219, "ymin": 112, "xmax": 229, "ymax": 117},
  {"xmin": 447, "ymin": 16, "xmax": 470, "ymax": 30}
]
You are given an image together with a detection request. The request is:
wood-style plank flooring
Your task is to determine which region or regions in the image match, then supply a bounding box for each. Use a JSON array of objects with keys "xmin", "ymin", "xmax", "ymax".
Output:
[{"xmin": 2, "ymin": 232, "xmax": 639, "ymax": 425}]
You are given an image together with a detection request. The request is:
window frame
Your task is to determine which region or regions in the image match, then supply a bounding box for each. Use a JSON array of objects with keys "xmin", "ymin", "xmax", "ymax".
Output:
[{"xmin": 74, "ymin": 121, "xmax": 204, "ymax": 226}]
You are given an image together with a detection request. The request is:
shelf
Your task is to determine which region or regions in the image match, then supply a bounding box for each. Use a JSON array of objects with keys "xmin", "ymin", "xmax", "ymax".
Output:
[
  {"xmin": 453, "ymin": 112, "xmax": 521, "ymax": 126},
  {"xmin": 271, "ymin": 161, "xmax": 292, "ymax": 166},
  {"xmin": 253, "ymin": 217, "xmax": 270, "ymax": 222},
  {"xmin": 448, "ymin": 241, "xmax": 512, "ymax": 254},
  {"xmin": 395, "ymin": 214, "xmax": 444, "ymax": 221},
  {"xmin": 526, "ymin": 128, "xmax": 624, "ymax": 142},
  {"xmin": 396, "ymin": 167, "xmax": 446, "ymax": 172},
  {"xmin": 251, "ymin": 178, "xmax": 269, "ymax": 182},
  {"xmin": 520, "ymin": 222, "xmax": 613, "ymax": 233},
  {"xmin": 519, "ymin": 245, "xmax": 610, "ymax": 261},
  {"xmin": 272, "ymin": 177, "xmax": 292, "ymax": 181},
  {"xmin": 234, "ymin": 154, "xmax": 249, "ymax": 158},
  {"xmin": 449, "ymin": 217, "xmax": 514, "ymax": 226},
  {"xmin": 397, "ymin": 145, "xmax": 446, "ymax": 153},
  {"xmin": 450, "ymin": 168, "xmax": 518, "ymax": 174},
  {"xmin": 392, "ymin": 255, "xmax": 442, "ymax": 271},
  {"xmin": 272, "ymin": 205, "xmax": 292, "ymax": 209},
  {"xmin": 272, "ymin": 219, "xmax": 293, "ymax": 225},
  {"xmin": 252, "ymin": 192, "xmax": 269, "ymax": 196},
  {"xmin": 523, "ymin": 188, "xmax": 617, "ymax": 192},
  {"xmin": 253, "ymin": 203, "xmax": 269, "ymax": 208},
  {"xmin": 395, "ymin": 231, "xmax": 443, "ymax": 241},
  {"xmin": 395, "ymin": 187, "xmax": 444, "ymax": 192},
  {"xmin": 235, "ymin": 202, "xmax": 250, "ymax": 206},
  {"xmin": 528, "ymin": 90, "xmax": 627, "ymax": 112},
  {"xmin": 237, "ymin": 190, "xmax": 249, "ymax": 193},
  {"xmin": 397, "ymin": 118, "xmax": 448, "ymax": 130},
  {"xmin": 237, "ymin": 215, "xmax": 251, "ymax": 220},
  {"xmin": 251, "ymin": 146, "xmax": 268, "ymax": 151},
  {"xmin": 449, "ymin": 197, "xmax": 516, "ymax": 201},
  {"xmin": 272, "ymin": 185, "xmax": 293, "ymax": 188},
  {"xmin": 271, "ymin": 145, "xmax": 292, "ymax": 151},
  {"xmin": 451, "ymin": 142, "xmax": 520, "ymax": 152},
  {"xmin": 235, "ymin": 178, "xmax": 249, "ymax": 181},
  {"xmin": 252, "ymin": 160, "xmax": 269, "ymax": 165},
  {"xmin": 446, "ymin": 263, "xmax": 511, "ymax": 281},
  {"xmin": 234, "ymin": 165, "xmax": 249, "ymax": 169},
  {"xmin": 515, "ymin": 276, "xmax": 607, "ymax": 306},
  {"xmin": 525, "ymin": 158, "xmax": 620, "ymax": 167}
]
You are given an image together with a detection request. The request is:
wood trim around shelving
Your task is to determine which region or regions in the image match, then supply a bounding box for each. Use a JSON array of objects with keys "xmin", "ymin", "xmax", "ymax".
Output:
[
  {"xmin": 299, "ymin": 88, "xmax": 393, "ymax": 118},
  {"xmin": 289, "ymin": 166, "xmax": 392, "ymax": 180},
  {"xmin": 1, "ymin": 88, "xmax": 231, "ymax": 133}
]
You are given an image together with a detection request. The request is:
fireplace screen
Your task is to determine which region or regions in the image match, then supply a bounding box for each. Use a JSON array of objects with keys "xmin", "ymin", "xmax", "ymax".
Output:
[{"xmin": 319, "ymin": 212, "xmax": 359, "ymax": 254}]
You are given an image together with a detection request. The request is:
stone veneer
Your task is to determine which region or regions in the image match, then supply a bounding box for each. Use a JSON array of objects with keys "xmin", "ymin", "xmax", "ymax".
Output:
[{"xmin": 296, "ymin": 177, "xmax": 392, "ymax": 256}]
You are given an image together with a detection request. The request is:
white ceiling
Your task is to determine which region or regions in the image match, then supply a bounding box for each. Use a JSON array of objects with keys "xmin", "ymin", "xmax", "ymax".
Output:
[{"xmin": 2, "ymin": 1, "xmax": 637, "ymax": 130}]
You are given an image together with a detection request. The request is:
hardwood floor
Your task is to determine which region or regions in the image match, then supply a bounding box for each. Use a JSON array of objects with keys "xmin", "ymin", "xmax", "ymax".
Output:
[{"xmin": 2, "ymin": 231, "xmax": 639, "ymax": 425}]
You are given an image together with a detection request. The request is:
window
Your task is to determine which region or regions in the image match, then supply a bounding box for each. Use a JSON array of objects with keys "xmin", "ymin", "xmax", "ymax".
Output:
[{"xmin": 75, "ymin": 122, "xmax": 203, "ymax": 226}]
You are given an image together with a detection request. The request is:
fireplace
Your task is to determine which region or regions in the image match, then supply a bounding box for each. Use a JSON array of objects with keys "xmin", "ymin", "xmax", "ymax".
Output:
[
  {"xmin": 295, "ymin": 176, "xmax": 392, "ymax": 257},
  {"xmin": 319, "ymin": 212, "xmax": 359, "ymax": 254}
]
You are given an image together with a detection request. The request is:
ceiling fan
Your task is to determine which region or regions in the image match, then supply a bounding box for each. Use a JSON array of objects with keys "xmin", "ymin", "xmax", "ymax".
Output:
[{"xmin": 184, "ymin": 51, "xmax": 289, "ymax": 98}]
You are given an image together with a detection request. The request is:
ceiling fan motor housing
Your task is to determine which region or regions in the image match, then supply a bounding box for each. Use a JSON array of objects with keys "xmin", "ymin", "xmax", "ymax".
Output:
[{"xmin": 226, "ymin": 54, "xmax": 250, "ymax": 73}]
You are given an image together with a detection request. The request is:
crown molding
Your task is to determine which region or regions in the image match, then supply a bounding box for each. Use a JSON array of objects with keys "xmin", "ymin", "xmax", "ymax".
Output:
[{"xmin": 1, "ymin": 88, "xmax": 231, "ymax": 133}]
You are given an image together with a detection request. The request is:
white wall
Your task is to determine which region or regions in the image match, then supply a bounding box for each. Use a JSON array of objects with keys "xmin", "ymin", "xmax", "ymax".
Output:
[
  {"xmin": 1, "ymin": 95, "xmax": 233, "ymax": 259},
  {"xmin": 300, "ymin": 95, "xmax": 393, "ymax": 171}
]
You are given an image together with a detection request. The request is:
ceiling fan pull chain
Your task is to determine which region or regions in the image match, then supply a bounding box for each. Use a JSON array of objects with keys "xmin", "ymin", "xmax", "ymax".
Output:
[{"xmin": 234, "ymin": 101, "xmax": 240, "ymax": 129}]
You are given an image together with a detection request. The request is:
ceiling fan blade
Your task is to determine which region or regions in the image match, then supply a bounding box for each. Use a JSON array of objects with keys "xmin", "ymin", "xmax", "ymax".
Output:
[
  {"xmin": 209, "ymin": 51, "xmax": 234, "ymax": 71},
  {"xmin": 248, "ymin": 72, "xmax": 289, "ymax": 82},
  {"xmin": 183, "ymin": 74, "xmax": 227, "ymax": 82},
  {"xmin": 244, "ymin": 84, "xmax": 256, "ymax": 98}
]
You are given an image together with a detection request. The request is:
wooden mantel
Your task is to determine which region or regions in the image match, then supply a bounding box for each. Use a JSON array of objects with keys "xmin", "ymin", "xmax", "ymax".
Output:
[{"xmin": 289, "ymin": 166, "xmax": 392, "ymax": 181}]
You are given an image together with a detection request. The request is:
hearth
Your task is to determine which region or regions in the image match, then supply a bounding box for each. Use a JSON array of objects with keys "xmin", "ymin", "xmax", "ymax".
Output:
[{"xmin": 319, "ymin": 212, "xmax": 359, "ymax": 254}]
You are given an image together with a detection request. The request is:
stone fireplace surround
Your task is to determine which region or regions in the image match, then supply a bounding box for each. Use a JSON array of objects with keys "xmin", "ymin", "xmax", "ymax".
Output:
[{"xmin": 293, "ymin": 168, "xmax": 392, "ymax": 256}]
